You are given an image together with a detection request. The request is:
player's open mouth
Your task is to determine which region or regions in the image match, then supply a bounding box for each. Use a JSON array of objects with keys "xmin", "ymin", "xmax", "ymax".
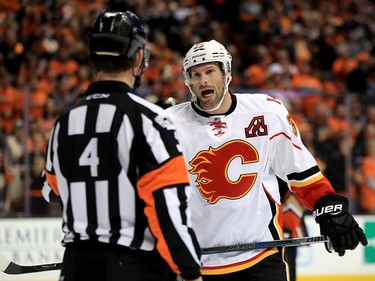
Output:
[{"xmin": 201, "ymin": 89, "xmax": 214, "ymax": 97}]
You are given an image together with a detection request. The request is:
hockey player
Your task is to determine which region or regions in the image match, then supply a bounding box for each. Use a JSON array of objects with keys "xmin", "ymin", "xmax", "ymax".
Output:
[
  {"xmin": 166, "ymin": 40, "xmax": 367, "ymax": 281},
  {"xmin": 41, "ymin": 10, "xmax": 202, "ymax": 281}
]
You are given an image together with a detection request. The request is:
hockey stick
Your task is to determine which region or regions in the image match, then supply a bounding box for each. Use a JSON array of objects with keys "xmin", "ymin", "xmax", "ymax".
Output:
[
  {"xmin": 201, "ymin": 235, "xmax": 330, "ymax": 254},
  {"xmin": 0, "ymin": 253, "xmax": 61, "ymax": 274}
]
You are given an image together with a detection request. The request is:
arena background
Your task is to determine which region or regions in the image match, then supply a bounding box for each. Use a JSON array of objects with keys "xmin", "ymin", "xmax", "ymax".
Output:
[{"xmin": 1, "ymin": 0, "xmax": 375, "ymax": 280}]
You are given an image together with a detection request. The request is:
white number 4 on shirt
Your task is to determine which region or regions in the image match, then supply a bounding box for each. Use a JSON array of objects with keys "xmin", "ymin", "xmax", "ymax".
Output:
[{"xmin": 79, "ymin": 138, "xmax": 99, "ymax": 177}]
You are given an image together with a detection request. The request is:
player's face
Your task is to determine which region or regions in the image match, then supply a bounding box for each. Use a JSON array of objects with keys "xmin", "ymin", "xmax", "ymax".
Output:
[{"xmin": 187, "ymin": 63, "xmax": 226, "ymax": 111}]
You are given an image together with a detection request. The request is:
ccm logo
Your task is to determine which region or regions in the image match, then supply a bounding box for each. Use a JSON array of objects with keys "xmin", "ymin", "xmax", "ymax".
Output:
[{"xmin": 313, "ymin": 204, "xmax": 343, "ymax": 218}]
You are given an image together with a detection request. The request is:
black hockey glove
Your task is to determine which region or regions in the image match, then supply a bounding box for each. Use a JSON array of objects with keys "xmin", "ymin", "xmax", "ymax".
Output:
[{"xmin": 313, "ymin": 194, "xmax": 368, "ymax": 256}]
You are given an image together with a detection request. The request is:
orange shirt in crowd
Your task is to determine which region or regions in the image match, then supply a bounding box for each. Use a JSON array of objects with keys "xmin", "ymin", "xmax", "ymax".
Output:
[
  {"xmin": 0, "ymin": 84, "xmax": 16, "ymax": 133},
  {"xmin": 143, "ymin": 62, "xmax": 162, "ymax": 82},
  {"xmin": 360, "ymin": 155, "xmax": 375, "ymax": 213},
  {"xmin": 38, "ymin": 76, "xmax": 56, "ymax": 96},
  {"xmin": 292, "ymin": 74, "xmax": 324, "ymax": 118},
  {"xmin": 49, "ymin": 58, "xmax": 79, "ymax": 77},
  {"xmin": 29, "ymin": 89, "xmax": 48, "ymax": 120},
  {"xmin": 292, "ymin": 73, "xmax": 323, "ymax": 92},
  {"xmin": 0, "ymin": 84, "xmax": 15, "ymax": 115},
  {"xmin": 12, "ymin": 87, "xmax": 25, "ymax": 119},
  {"xmin": 245, "ymin": 64, "xmax": 268, "ymax": 89},
  {"xmin": 332, "ymin": 57, "xmax": 357, "ymax": 79},
  {"xmin": 160, "ymin": 79, "xmax": 185, "ymax": 99},
  {"xmin": 1, "ymin": 0, "xmax": 21, "ymax": 11},
  {"xmin": 327, "ymin": 116, "xmax": 348, "ymax": 133}
]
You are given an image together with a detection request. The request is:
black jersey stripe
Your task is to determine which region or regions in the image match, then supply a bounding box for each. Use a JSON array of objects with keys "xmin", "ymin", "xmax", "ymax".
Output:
[
  {"xmin": 286, "ymin": 165, "xmax": 320, "ymax": 181},
  {"xmin": 129, "ymin": 195, "xmax": 148, "ymax": 249},
  {"xmin": 265, "ymin": 191, "xmax": 282, "ymax": 241},
  {"xmin": 85, "ymin": 180, "xmax": 98, "ymax": 239}
]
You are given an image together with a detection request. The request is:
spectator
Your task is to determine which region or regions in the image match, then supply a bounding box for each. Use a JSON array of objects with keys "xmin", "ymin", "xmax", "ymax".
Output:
[
  {"xmin": 356, "ymin": 140, "xmax": 375, "ymax": 214},
  {"xmin": 292, "ymin": 60, "xmax": 323, "ymax": 94},
  {"xmin": 0, "ymin": 73, "xmax": 16, "ymax": 134},
  {"xmin": 4, "ymin": 120, "xmax": 29, "ymax": 215},
  {"xmin": 332, "ymin": 44, "xmax": 358, "ymax": 90},
  {"xmin": 242, "ymin": 45, "xmax": 272, "ymax": 89},
  {"xmin": 327, "ymin": 102, "xmax": 354, "ymax": 140},
  {"xmin": 311, "ymin": 24, "xmax": 337, "ymax": 78},
  {"xmin": 346, "ymin": 51, "xmax": 372, "ymax": 102},
  {"xmin": 28, "ymin": 77, "xmax": 49, "ymax": 121},
  {"xmin": 299, "ymin": 121, "xmax": 326, "ymax": 174},
  {"xmin": 353, "ymin": 106, "xmax": 375, "ymax": 163},
  {"xmin": 268, "ymin": 48, "xmax": 298, "ymax": 89},
  {"xmin": 11, "ymin": 75, "xmax": 27, "ymax": 121},
  {"xmin": 28, "ymin": 128, "xmax": 49, "ymax": 216},
  {"xmin": 287, "ymin": 23, "xmax": 312, "ymax": 65},
  {"xmin": 0, "ymin": 28, "xmax": 25, "ymax": 76},
  {"xmin": 36, "ymin": 98, "xmax": 59, "ymax": 141},
  {"xmin": 0, "ymin": 138, "xmax": 13, "ymax": 215},
  {"xmin": 292, "ymin": 60, "xmax": 325, "ymax": 119},
  {"xmin": 29, "ymin": 154, "xmax": 49, "ymax": 216},
  {"xmin": 48, "ymin": 47, "xmax": 79, "ymax": 78},
  {"xmin": 239, "ymin": 0, "xmax": 262, "ymax": 45}
]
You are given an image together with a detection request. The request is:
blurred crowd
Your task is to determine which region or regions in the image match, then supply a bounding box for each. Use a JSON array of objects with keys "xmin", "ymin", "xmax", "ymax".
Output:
[{"xmin": 0, "ymin": 0, "xmax": 375, "ymax": 217}]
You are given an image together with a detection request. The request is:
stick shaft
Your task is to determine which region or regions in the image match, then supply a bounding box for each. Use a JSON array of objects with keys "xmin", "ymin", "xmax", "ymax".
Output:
[
  {"xmin": 0, "ymin": 236, "xmax": 329, "ymax": 273},
  {"xmin": 201, "ymin": 235, "xmax": 329, "ymax": 254}
]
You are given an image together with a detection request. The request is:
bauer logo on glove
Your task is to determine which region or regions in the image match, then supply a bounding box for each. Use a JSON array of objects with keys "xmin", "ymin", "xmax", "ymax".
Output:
[{"xmin": 313, "ymin": 203, "xmax": 346, "ymax": 218}]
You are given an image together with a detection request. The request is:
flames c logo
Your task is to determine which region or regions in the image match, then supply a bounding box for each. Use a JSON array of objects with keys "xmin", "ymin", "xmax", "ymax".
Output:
[{"xmin": 189, "ymin": 140, "xmax": 258, "ymax": 204}]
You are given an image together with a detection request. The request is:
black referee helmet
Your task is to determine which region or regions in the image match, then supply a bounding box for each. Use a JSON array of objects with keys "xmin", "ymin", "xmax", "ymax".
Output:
[{"xmin": 89, "ymin": 10, "xmax": 147, "ymax": 62}]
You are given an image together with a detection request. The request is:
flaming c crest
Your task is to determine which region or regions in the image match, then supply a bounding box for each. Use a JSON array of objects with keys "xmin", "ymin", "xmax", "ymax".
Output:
[{"xmin": 189, "ymin": 140, "xmax": 258, "ymax": 204}]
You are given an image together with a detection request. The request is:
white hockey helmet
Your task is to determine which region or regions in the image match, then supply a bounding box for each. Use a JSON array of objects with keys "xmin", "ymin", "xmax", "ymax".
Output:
[{"xmin": 183, "ymin": 40, "xmax": 232, "ymax": 86}]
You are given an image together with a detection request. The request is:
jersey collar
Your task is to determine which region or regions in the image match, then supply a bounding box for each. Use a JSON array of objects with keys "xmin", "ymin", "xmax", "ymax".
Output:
[
  {"xmin": 84, "ymin": 81, "xmax": 134, "ymax": 96},
  {"xmin": 191, "ymin": 92, "xmax": 237, "ymax": 117}
]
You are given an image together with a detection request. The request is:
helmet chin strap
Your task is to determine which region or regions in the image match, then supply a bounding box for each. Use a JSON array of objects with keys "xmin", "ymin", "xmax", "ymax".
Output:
[
  {"xmin": 132, "ymin": 64, "xmax": 143, "ymax": 89},
  {"xmin": 190, "ymin": 73, "xmax": 232, "ymax": 113},
  {"xmin": 134, "ymin": 75, "xmax": 141, "ymax": 89}
]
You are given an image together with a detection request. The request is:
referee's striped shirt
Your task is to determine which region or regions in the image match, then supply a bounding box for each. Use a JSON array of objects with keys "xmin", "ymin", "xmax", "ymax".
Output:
[{"xmin": 42, "ymin": 81, "xmax": 201, "ymax": 277}]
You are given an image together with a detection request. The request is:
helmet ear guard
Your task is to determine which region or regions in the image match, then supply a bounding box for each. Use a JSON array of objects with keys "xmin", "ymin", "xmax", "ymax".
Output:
[
  {"xmin": 127, "ymin": 27, "xmax": 146, "ymax": 61},
  {"xmin": 141, "ymin": 48, "xmax": 150, "ymax": 70}
]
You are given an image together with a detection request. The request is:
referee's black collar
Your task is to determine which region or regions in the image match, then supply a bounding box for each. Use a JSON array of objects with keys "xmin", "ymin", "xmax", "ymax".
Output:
[
  {"xmin": 191, "ymin": 92, "xmax": 237, "ymax": 117},
  {"xmin": 84, "ymin": 80, "xmax": 134, "ymax": 95}
]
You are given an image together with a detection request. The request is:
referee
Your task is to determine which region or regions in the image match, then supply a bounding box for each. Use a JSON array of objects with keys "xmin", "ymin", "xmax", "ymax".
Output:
[{"xmin": 41, "ymin": 10, "xmax": 202, "ymax": 281}]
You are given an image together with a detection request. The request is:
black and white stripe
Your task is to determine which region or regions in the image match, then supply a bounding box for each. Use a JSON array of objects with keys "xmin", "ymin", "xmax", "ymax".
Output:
[{"xmin": 43, "ymin": 81, "xmax": 195, "ymax": 255}]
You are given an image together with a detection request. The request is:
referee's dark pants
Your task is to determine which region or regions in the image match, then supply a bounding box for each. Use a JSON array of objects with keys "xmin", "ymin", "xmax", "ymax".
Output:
[{"xmin": 60, "ymin": 241, "xmax": 177, "ymax": 281}]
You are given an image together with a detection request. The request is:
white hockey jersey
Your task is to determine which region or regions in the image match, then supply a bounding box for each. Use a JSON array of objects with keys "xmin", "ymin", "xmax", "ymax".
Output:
[{"xmin": 166, "ymin": 93, "xmax": 335, "ymax": 274}]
